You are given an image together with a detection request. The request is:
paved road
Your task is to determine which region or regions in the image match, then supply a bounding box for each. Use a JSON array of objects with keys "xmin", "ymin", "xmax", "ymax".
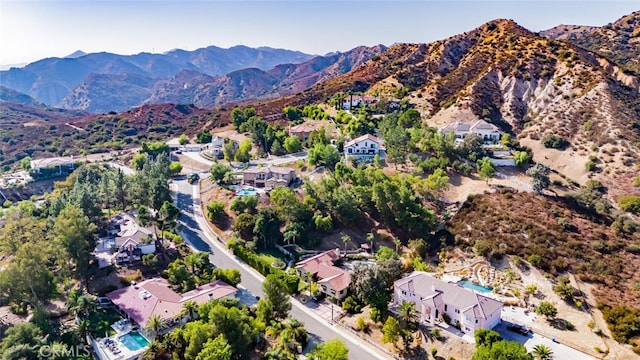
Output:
[{"xmin": 173, "ymin": 178, "xmax": 390, "ymax": 360}]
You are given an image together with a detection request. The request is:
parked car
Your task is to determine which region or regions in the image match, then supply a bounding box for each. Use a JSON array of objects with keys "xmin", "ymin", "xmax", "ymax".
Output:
[
  {"xmin": 506, "ymin": 324, "xmax": 531, "ymax": 336},
  {"xmin": 97, "ymin": 297, "xmax": 112, "ymax": 308},
  {"xmin": 311, "ymin": 293, "xmax": 325, "ymax": 303}
]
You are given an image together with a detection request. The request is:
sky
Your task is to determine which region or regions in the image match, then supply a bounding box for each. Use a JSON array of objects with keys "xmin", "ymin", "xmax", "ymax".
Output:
[{"xmin": 1, "ymin": 0, "xmax": 639, "ymax": 66}]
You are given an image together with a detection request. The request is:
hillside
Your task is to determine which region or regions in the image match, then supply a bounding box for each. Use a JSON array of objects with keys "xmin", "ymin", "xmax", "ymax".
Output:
[
  {"xmin": 0, "ymin": 86, "xmax": 43, "ymax": 107},
  {"xmin": 0, "ymin": 102, "xmax": 213, "ymax": 170},
  {"xmin": 254, "ymin": 18, "xmax": 639, "ymax": 198},
  {"xmin": 448, "ymin": 191, "xmax": 640, "ymax": 318},
  {"xmin": 0, "ymin": 46, "xmax": 315, "ymax": 107},
  {"xmin": 539, "ymin": 24, "xmax": 597, "ymax": 40},
  {"xmin": 57, "ymin": 45, "xmax": 386, "ymax": 113},
  {"xmin": 569, "ymin": 11, "xmax": 640, "ymax": 74}
]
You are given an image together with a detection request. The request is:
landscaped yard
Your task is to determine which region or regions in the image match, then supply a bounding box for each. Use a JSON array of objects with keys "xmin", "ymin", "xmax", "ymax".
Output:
[{"xmin": 87, "ymin": 308, "xmax": 123, "ymax": 337}]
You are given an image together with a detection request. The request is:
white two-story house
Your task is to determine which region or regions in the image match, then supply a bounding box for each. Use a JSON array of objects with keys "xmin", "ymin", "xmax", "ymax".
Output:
[
  {"xmin": 344, "ymin": 134, "xmax": 385, "ymax": 162},
  {"xmin": 440, "ymin": 119, "xmax": 502, "ymax": 144},
  {"xmin": 393, "ymin": 272, "xmax": 503, "ymax": 334}
]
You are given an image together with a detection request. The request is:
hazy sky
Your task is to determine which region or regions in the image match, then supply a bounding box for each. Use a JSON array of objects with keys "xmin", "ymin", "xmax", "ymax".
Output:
[{"xmin": 1, "ymin": 0, "xmax": 639, "ymax": 66}]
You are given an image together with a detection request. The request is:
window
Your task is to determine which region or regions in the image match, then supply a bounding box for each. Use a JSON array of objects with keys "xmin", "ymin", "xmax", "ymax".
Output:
[
  {"xmin": 370, "ymin": 144, "xmax": 374, "ymax": 148},
  {"xmin": 330, "ymin": 289, "xmax": 336, "ymax": 294},
  {"xmin": 401, "ymin": 291, "xmax": 407, "ymax": 296},
  {"xmin": 444, "ymin": 305, "xmax": 448, "ymax": 311},
  {"xmin": 475, "ymin": 319, "xmax": 478, "ymax": 324},
  {"xmin": 348, "ymin": 148, "xmax": 352, "ymax": 154},
  {"xmin": 455, "ymin": 309, "xmax": 460, "ymax": 314}
]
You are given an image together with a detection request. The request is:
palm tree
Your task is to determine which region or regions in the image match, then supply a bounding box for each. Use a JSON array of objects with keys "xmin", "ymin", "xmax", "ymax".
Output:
[
  {"xmin": 398, "ymin": 301, "xmax": 417, "ymax": 328},
  {"xmin": 532, "ymin": 344, "xmax": 554, "ymax": 360},
  {"xmin": 76, "ymin": 319, "xmax": 90, "ymax": 344},
  {"xmin": 185, "ymin": 254, "xmax": 199, "ymax": 275},
  {"xmin": 341, "ymin": 235, "xmax": 351, "ymax": 257},
  {"xmin": 141, "ymin": 340, "xmax": 164, "ymax": 360},
  {"xmin": 75, "ymin": 295, "xmax": 97, "ymax": 319},
  {"xmin": 283, "ymin": 223, "xmax": 303, "ymax": 246},
  {"xmin": 145, "ymin": 314, "xmax": 167, "ymax": 339},
  {"xmin": 66, "ymin": 289, "xmax": 84, "ymax": 316},
  {"xmin": 181, "ymin": 301, "xmax": 198, "ymax": 322}
]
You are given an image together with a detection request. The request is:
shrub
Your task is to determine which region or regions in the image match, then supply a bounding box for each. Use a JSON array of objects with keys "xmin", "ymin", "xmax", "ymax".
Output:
[
  {"xmin": 206, "ymin": 201, "xmax": 226, "ymax": 221},
  {"xmin": 542, "ymin": 134, "xmax": 569, "ymax": 149},
  {"xmin": 342, "ymin": 296, "xmax": 361, "ymax": 314},
  {"xmin": 565, "ymin": 320, "xmax": 575, "ymax": 330},
  {"xmin": 618, "ymin": 195, "xmax": 640, "ymax": 215},
  {"xmin": 528, "ymin": 254, "xmax": 543, "ymax": 268},
  {"xmin": 356, "ymin": 316, "xmax": 367, "ymax": 332},
  {"xmin": 370, "ymin": 307, "xmax": 383, "ymax": 323}
]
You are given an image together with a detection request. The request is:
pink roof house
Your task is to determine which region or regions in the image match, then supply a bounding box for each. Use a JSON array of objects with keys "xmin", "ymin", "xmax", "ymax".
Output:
[{"xmin": 106, "ymin": 278, "xmax": 237, "ymax": 329}]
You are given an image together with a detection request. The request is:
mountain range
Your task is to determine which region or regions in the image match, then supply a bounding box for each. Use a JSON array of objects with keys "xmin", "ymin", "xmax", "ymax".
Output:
[{"xmin": 0, "ymin": 44, "xmax": 385, "ymax": 113}]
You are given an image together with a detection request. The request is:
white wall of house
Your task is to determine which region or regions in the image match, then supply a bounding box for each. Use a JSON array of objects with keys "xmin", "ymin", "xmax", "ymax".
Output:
[
  {"xmin": 318, "ymin": 282, "xmax": 348, "ymax": 301},
  {"xmin": 345, "ymin": 140, "xmax": 379, "ymax": 157}
]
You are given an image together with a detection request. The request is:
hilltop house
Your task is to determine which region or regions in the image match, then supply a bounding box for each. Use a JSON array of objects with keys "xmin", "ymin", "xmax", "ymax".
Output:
[
  {"xmin": 30, "ymin": 156, "xmax": 76, "ymax": 174},
  {"xmin": 440, "ymin": 119, "xmax": 502, "ymax": 144},
  {"xmin": 106, "ymin": 278, "xmax": 237, "ymax": 337},
  {"xmin": 344, "ymin": 134, "xmax": 385, "ymax": 162},
  {"xmin": 295, "ymin": 249, "xmax": 351, "ymax": 301},
  {"xmin": 393, "ymin": 272, "xmax": 503, "ymax": 334},
  {"xmin": 242, "ymin": 167, "xmax": 296, "ymax": 189}
]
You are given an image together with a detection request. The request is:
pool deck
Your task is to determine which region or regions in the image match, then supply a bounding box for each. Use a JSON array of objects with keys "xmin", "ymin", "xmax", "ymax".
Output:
[{"xmin": 91, "ymin": 331, "xmax": 149, "ymax": 360}]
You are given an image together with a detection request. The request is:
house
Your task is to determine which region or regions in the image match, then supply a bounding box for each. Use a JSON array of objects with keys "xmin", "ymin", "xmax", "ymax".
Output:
[
  {"xmin": 242, "ymin": 167, "xmax": 296, "ymax": 189},
  {"xmin": 289, "ymin": 124, "xmax": 319, "ymax": 142},
  {"xmin": 113, "ymin": 228, "xmax": 156, "ymax": 265},
  {"xmin": 295, "ymin": 249, "xmax": 351, "ymax": 301},
  {"xmin": 440, "ymin": 119, "xmax": 502, "ymax": 144},
  {"xmin": 393, "ymin": 272, "xmax": 503, "ymax": 334},
  {"xmin": 106, "ymin": 278, "xmax": 237, "ymax": 337},
  {"xmin": 30, "ymin": 156, "xmax": 76, "ymax": 174},
  {"xmin": 342, "ymin": 95, "xmax": 378, "ymax": 110},
  {"xmin": 344, "ymin": 134, "xmax": 385, "ymax": 162}
]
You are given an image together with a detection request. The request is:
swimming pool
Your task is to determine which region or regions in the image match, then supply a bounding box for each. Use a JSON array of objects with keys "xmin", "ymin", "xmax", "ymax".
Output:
[
  {"xmin": 235, "ymin": 189, "xmax": 257, "ymax": 196},
  {"xmin": 119, "ymin": 331, "xmax": 149, "ymax": 352},
  {"xmin": 458, "ymin": 280, "xmax": 493, "ymax": 294}
]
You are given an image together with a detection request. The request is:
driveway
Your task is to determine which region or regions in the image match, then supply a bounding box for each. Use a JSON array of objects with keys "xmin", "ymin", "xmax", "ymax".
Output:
[{"xmin": 495, "ymin": 321, "xmax": 595, "ymax": 360}]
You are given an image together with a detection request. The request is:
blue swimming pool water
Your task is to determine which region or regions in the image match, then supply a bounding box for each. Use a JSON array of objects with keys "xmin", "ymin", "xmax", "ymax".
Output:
[
  {"xmin": 236, "ymin": 189, "xmax": 257, "ymax": 196},
  {"xmin": 458, "ymin": 280, "xmax": 493, "ymax": 293},
  {"xmin": 119, "ymin": 331, "xmax": 149, "ymax": 352}
]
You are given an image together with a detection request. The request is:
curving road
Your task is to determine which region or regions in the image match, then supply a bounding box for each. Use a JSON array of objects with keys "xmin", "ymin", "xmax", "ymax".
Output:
[{"xmin": 173, "ymin": 176, "xmax": 391, "ymax": 360}]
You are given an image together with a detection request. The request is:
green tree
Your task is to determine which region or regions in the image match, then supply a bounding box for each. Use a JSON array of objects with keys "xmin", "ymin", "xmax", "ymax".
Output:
[
  {"xmin": 263, "ymin": 275, "xmax": 291, "ymax": 320},
  {"xmin": 206, "ymin": 201, "xmax": 226, "ymax": 222},
  {"xmin": 20, "ymin": 156, "xmax": 31, "ymax": 171},
  {"xmin": 526, "ymin": 163, "xmax": 551, "ymax": 193},
  {"xmin": 283, "ymin": 136, "xmax": 302, "ymax": 153},
  {"xmin": 210, "ymin": 162, "xmax": 233, "ymax": 184},
  {"xmin": 196, "ymin": 334, "xmax": 232, "ymax": 360},
  {"xmin": 310, "ymin": 338, "xmax": 349, "ymax": 360},
  {"xmin": 270, "ymin": 139, "xmax": 284, "ymax": 156},
  {"xmin": 472, "ymin": 340, "xmax": 532, "ymax": 360},
  {"xmin": 0, "ymin": 323, "xmax": 46, "ymax": 358},
  {"xmin": 477, "ymin": 157, "xmax": 496, "ymax": 183},
  {"xmin": 475, "ymin": 329, "xmax": 501, "ymax": 347},
  {"xmin": 382, "ymin": 316, "xmax": 402, "ymax": 348},
  {"xmin": 235, "ymin": 139, "xmax": 252, "ymax": 163},
  {"xmin": 398, "ymin": 301, "xmax": 417, "ymax": 328},
  {"xmin": 181, "ymin": 301, "xmax": 199, "ymax": 322},
  {"xmin": 532, "ymin": 344, "xmax": 553, "ymax": 360},
  {"xmin": 54, "ymin": 205, "xmax": 97, "ymax": 286},
  {"xmin": 283, "ymin": 106, "xmax": 302, "ymax": 121},
  {"xmin": 514, "ymin": 151, "xmax": 532, "ymax": 167},
  {"xmin": 256, "ymin": 298, "xmax": 275, "ymax": 324},
  {"xmin": 536, "ymin": 301, "xmax": 558, "ymax": 319},
  {"xmin": 283, "ymin": 222, "xmax": 304, "ymax": 246},
  {"xmin": 169, "ymin": 161, "xmax": 183, "ymax": 175},
  {"xmin": 179, "ymin": 134, "xmax": 189, "ymax": 145},
  {"xmin": 145, "ymin": 314, "xmax": 167, "ymax": 338},
  {"xmin": 425, "ymin": 168, "xmax": 450, "ymax": 193},
  {"xmin": 231, "ymin": 107, "xmax": 247, "ymax": 129},
  {"xmin": 114, "ymin": 168, "xmax": 129, "ymax": 210},
  {"xmin": 223, "ymin": 140, "xmax": 237, "ymax": 163},
  {"xmin": 618, "ymin": 195, "xmax": 640, "ymax": 215},
  {"xmin": 196, "ymin": 130, "xmax": 213, "ymax": 144}
]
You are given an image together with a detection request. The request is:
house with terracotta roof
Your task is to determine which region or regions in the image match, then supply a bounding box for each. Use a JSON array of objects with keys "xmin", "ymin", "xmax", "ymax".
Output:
[
  {"xmin": 344, "ymin": 134, "xmax": 385, "ymax": 162},
  {"xmin": 289, "ymin": 123, "xmax": 320, "ymax": 142},
  {"xmin": 440, "ymin": 119, "xmax": 502, "ymax": 144},
  {"xmin": 106, "ymin": 278, "xmax": 237, "ymax": 337},
  {"xmin": 242, "ymin": 166, "xmax": 296, "ymax": 189},
  {"xmin": 393, "ymin": 272, "xmax": 503, "ymax": 334},
  {"xmin": 295, "ymin": 249, "xmax": 351, "ymax": 301}
]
